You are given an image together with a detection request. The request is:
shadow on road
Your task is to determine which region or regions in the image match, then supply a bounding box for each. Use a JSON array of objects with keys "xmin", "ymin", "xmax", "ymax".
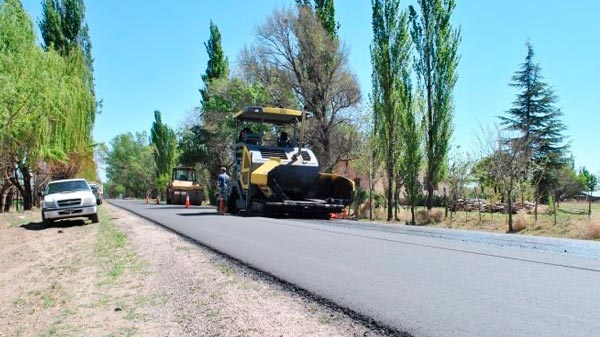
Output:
[
  {"xmin": 176, "ymin": 212, "xmax": 219, "ymax": 216},
  {"xmin": 21, "ymin": 219, "xmax": 88, "ymax": 231},
  {"xmin": 144, "ymin": 206, "xmax": 215, "ymax": 210}
]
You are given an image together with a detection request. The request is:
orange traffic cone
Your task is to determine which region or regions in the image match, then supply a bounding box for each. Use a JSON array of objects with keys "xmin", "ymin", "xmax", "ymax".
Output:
[
  {"xmin": 217, "ymin": 196, "xmax": 226, "ymax": 215},
  {"xmin": 185, "ymin": 193, "xmax": 190, "ymax": 208}
]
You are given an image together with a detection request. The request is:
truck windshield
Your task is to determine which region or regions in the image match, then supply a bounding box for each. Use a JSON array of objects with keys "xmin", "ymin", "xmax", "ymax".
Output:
[{"xmin": 47, "ymin": 180, "xmax": 90, "ymax": 194}]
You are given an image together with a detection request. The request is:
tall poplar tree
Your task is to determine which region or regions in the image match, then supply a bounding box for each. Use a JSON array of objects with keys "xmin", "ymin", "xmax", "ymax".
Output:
[
  {"xmin": 150, "ymin": 110, "xmax": 178, "ymax": 181},
  {"xmin": 200, "ymin": 21, "xmax": 229, "ymax": 102},
  {"xmin": 409, "ymin": 0, "xmax": 460, "ymax": 210},
  {"xmin": 499, "ymin": 42, "xmax": 567, "ymax": 199},
  {"xmin": 371, "ymin": 0, "xmax": 412, "ymax": 221},
  {"xmin": 295, "ymin": 0, "xmax": 339, "ymax": 37}
]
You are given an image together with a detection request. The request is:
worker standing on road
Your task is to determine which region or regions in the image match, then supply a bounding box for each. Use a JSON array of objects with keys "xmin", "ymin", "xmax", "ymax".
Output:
[{"xmin": 217, "ymin": 167, "xmax": 230, "ymax": 200}]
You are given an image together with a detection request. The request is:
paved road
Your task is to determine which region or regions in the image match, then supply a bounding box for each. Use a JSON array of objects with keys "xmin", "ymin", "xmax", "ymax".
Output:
[{"xmin": 110, "ymin": 200, "xmax": 600, "ymax": 337}]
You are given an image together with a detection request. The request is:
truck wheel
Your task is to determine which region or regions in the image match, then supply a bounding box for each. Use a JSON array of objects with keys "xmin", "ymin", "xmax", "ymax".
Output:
[
  {"xmin": 227, "ymin": 190, "xmax": 238, "ymax": 214},
  {"xmin": 41, "ymin": 211, "xmax": 53, "ymax": 226},
  {"xmin": 90, "ymin": 213, "xmax": 99, "ymax": 223}
]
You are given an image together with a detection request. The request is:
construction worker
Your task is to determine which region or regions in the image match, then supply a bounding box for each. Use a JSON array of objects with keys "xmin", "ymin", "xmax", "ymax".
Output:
[
  {"xmin": 217, "ymin": 167, "xmax": 230, "ymax": 214},
  {"xmin": 218, "ymin": 167, "xmax": 229, "ymax": 200}
]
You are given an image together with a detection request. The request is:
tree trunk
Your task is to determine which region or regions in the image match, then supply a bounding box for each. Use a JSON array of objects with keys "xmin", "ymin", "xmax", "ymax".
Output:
[
  {"xmin": 321, "ymin": 125, "xmax": 332, "ymax": 172},
  {"xmin": 4, "ymin": 189, "xmax": 13, "ymax": 212},
  {"xmin": 386, "ymin": 167, "xmax": 393, "ymax": 222},
  {"xmin": 394, "ymin": 176, "xmax": 400, "ymax": 221},
  {"xmin": 476, "ymin": 187, "xmax": 482, "ymax": 222},
  {"xmin": 368, "ymin": 173, "xmax": 373, "ymax": 221},
  {"xmin": 0, "ymin": 179, "xmax": 10, "ymax": 213},
  {"xmin": 20, "ymin": 165, "xmax": 33, "ymax": 211},
  {"xmin": 426, "ymin": 182, "xmax": 434, "ymax": 210},
  {"xmin": 507, "ymin": 192, "xmax": 513, "ymax": 233},
  {"xmin": 534, "ymin": 186, "xmax": 539, "ymax": 224},
  {"xmin": 588, "ymin": 192, "xmax": 592, "ymax": 219},
  {"xmin": 443, "ymin": 187, "xmax": 448, "ymax": 219},
  {"xmin": 410, "ymin": 205, "xmax": 416, "ymax": 226},
  {"xmin": 553, "ymin": 192, "xmax": 557, "ymax": 226},
  {"xmin": 507, "ymin": 176, "xmax": 514, "ymax": 233}
]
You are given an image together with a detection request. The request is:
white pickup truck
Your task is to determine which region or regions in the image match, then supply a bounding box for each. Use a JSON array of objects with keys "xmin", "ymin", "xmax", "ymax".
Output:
[{"xmin": 41, "ymin": 179, "xmax": 99, "ymax": 225}]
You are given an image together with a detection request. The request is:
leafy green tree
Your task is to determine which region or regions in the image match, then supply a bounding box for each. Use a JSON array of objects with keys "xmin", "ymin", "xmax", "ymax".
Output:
[
  {"xmin": 409, "ymin": 0, "xmax": 460, "ymax": 210},
  {"xmin": 200, "ymin": 21, "xmax": 229, "ymax": 102},
  {"xmin": 553, "ymin": 165, "xmax": 583, "ymax": 209},
  {"xmin": 400, "ymin": 99, "xmax": 424, "ymax": 225},
  {"xmin": 180, "ymin": 78, "xmax": 273, "ymax": 204},
  {"xmin": 104, "ymin": 132, "xmax": 156, "ymax": 198},
  {"xmin": 39, "ymin": 0, "xmax": 85, "ymax": 54},
  {"xmin": 0, "ymin": 0, "xmax": 95, "ymax": 209},
  {"xmin": 371, "ymin": 0, "xmax": 412, "ymax": 221},
  {"xmin": 499, "ymin": 42, "xmax": 567, "ymax": 201},
  {"xmin": 150, "ymin": 110, "xmax": 178, "ymax": 192},
  {"xmin": 579, "ymin": 167, "xmax": 597, "ymax": 218}
]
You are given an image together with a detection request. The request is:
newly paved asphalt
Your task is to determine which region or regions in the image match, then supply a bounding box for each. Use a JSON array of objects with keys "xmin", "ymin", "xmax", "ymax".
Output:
[{"xmin": 110, "ymin": 200, "xmax": 600, "ymax": 337}]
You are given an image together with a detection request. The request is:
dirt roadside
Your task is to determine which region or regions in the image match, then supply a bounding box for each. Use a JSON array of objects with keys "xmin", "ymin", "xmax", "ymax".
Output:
[{"xmin": 0, "ymin": 203, "xmax": 387, "ymax": 337}]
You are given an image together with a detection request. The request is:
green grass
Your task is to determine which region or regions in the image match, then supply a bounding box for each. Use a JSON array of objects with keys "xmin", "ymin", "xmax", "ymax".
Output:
[
  {"xmin": 94, "ymin": 208, "xmax": 142, "ymax": 285},
  {"xmin": 216, "ymin": 262, "xmax": 234, "ymax": 276},
  {"xmin": 3, "ymin": 210, "xmax": 40, "ymax": 228}
]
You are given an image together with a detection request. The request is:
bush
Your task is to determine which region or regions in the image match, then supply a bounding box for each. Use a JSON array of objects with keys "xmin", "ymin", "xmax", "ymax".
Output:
[
  {"xmin": 415, "ymin": 209, "xmax": 444, "ymax": 225},
  {"xmin": 430, "ymin": 209, "xmax": 444, "ymax": 223},
  {"xmin": 513, "ymin": 210, "xmax": 531, "ymax": 232},
  {"xmin": 576, "ymin": 217, "xmax": 600, "ymax": 240}
]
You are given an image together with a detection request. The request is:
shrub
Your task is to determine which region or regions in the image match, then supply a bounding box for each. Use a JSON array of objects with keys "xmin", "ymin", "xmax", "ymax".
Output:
[
  {"xmin": 430, "ymin": 209, "xmax": 444, "ymax": 223},
  {"xmin": 575, "ymin": 217, "xmax": 600, "ymax": 240},
  {"xmin": 415, "ymin": 209, "xmax": 429, "ymax": 225},
  {"xmin": 415, "ymin": 209, "xmax": 444, "ymax": 225},
  {"xmin": 513, "ymin": 210, "xmax": 531, "ymax": 232}
]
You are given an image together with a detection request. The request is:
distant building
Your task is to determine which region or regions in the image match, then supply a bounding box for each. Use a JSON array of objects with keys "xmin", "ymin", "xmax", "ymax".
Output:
[{"xmin": 577, "ymin": 191, "xmax": 600, "ymax": 202}]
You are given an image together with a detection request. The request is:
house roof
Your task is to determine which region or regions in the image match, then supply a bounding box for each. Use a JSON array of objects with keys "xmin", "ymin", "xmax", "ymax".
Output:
[{"xmin": 580, "ymin": 191, "xmax": 600, "ymax": 198}]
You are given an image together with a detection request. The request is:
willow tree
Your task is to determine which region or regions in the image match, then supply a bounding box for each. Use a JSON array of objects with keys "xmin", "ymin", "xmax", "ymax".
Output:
[
  {"xmin": 39, "ymin": 0, "xmax": 97, "ymax": 180},
  {"xmin": 0, "ymin": 0, "xmax": 95, "ymax": 209},
  {"xmin": 371, "ymin": 0, "xmax": 412, "ymax": 221},
  {"xmin": 409, "ymin": 0, "xmax": 460, "ymax": 210}
]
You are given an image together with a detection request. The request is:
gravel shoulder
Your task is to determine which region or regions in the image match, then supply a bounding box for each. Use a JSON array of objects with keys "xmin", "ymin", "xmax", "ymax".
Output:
[{"xmin": 0, "ymin": 204, "xmax": 385, "ymax": 337}]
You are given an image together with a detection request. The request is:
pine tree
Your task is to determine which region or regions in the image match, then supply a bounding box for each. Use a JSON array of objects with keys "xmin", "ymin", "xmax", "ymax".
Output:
[
  {"xmin": 200, "ymin": 21, "xmax": 229, "ymax": 102},
  {"xmin": 371, "ymin": 0, "xmax": 413, "ymax": 221},
  {"xmin": 409, "ymin": 0, "xmax": 460, "ymax": 210},
  {"xmin": 499, "ymin": 42, "xmax": 567, "ymax": 199}
]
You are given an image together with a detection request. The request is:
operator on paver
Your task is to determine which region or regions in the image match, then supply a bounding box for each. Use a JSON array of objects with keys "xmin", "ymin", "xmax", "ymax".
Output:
[{"xmin": 217, "ymin": 167, "xmax": 230, "ymax": 201}]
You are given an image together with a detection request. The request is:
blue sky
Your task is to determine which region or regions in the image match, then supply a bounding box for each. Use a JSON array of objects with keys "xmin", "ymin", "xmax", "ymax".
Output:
[{"xmin": 20, "ymin": 0, "xmax": 600, "ymax": 178}]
